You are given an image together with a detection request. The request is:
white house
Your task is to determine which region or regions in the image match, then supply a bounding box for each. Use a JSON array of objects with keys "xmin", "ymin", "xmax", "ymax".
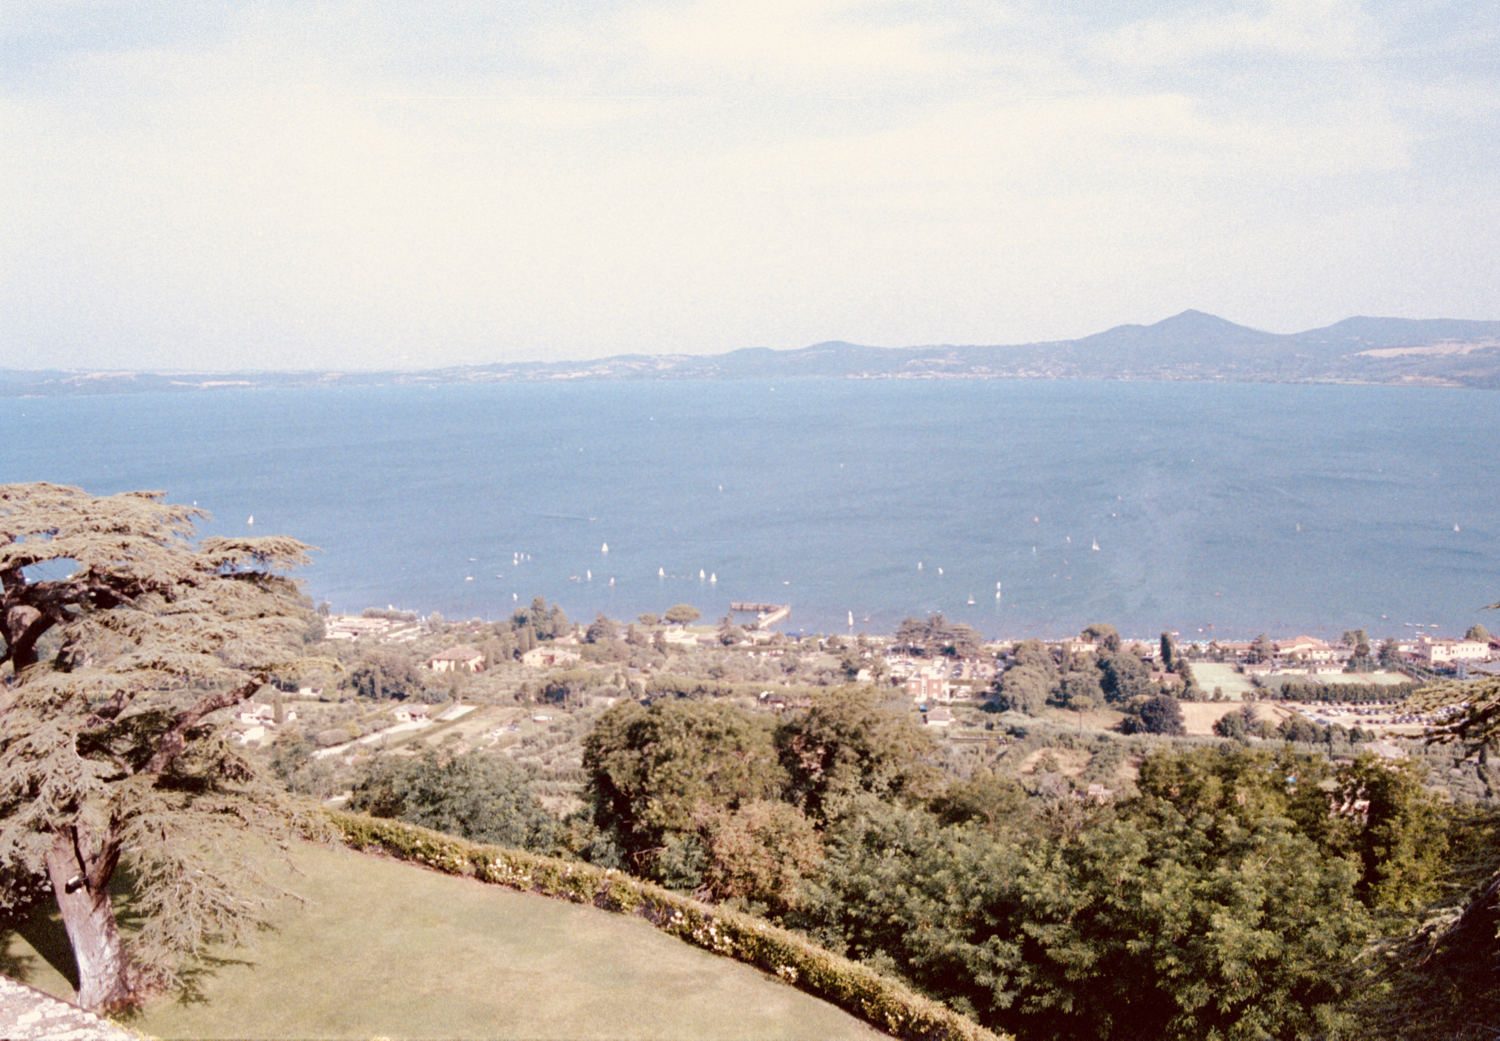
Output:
[
  {"xmin": 1417, "ymin": 636, "xmax": 1490, "ymax": 665},
  {"xmin": 392, "ymin": 703, "xmax": 432, "ymax": 724}
]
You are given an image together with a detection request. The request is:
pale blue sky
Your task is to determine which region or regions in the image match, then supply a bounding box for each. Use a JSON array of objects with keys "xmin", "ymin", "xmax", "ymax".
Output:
[{"xmin": 2, "ymin": 0, "xmax": 1496, "ymax": 370}]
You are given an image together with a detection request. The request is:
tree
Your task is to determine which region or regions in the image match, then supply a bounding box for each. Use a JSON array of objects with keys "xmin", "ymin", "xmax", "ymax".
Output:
[
  {"xmin": 0, "ymin": 483, "xmax": 316, "ymax": 1010},
  {"xmin": 894, "ymin": 615, "xmax": 934, "ymax": 655},
  {"xmin": 1056, "ymin": 669, "xmax": 1103, "ymax": 712},
  {"xmin": 584, "ymin": 612, "xmax": 620, "ymax": 644},
  {"xmin": 775, "ymin": 686, "xmax": 939, "ymax": 823},
  {"xmin": 994, "ymin": 664, "xmax": 1053, "ymax": 715},
  {"xmin": 1326, "ymin": 754, "xmax": 1449, "ymax": 914},
  {"xmin": 694, "ymin": 800, "xmax": 823, "ymax": 912},
  {"xmin": 1249, "ymin": 632, "xmax": 1275, "ymax": 664},
  {"xmin": 1097, "ymin": 649, "xmax": 1156, "ymax": 703},
  {"xmin": 1012, "ymin": 637, "xmax": 1055, "ymax": 671},
  {"xmin": 1159, "ymin": 631, "xmax": 1176, "ymax": 671},
  {"xmin": 1213, "ymin": 704, "xmax": 1258, "ymax": 741},
  {"xmin": 1467, "ymin": 623, "xmax": 1491, "ymax": 645},
  {"xmin": 1379, "ymin": 638, "xmax": 1402, "ymax": 669},
  {"xmin": 896, "ymin": 614, "xmax": 984, "ymax": 658},
  {"xmin": 663, "ymin": 604, "xmax": 701, "ymax": 626},
  {"xmin": 348, "ymin": 751, "xmax": 560, "ymax": 853},
  {"xmin": 1081, "ymin": 622, "xmax": 1121, "ymax": 653},
  {"xmin": 583, "ymin": 699, "xmax": 784, "ymax": 883},
  {"xmin": 1121, "ymin": 694, "xmax": 1186, "ymax": 735},
  {"xmin": 346, "ymin": 649, "xmax": 422, "ymax": 700}
]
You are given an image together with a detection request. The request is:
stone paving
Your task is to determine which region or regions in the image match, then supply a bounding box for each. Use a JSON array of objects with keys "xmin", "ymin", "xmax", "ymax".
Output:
[{"xmin": 0, "ymin": 974, "xmax": 141, "ymax": 1040}]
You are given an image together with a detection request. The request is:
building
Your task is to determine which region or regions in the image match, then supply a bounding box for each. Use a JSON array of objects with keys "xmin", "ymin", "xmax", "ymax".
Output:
[
  {"xmin": 237, "ymin": 703, "xmax": 297, "ymax": 726},
  {"xmin": 430, "ymin": 645, "xmax": 485, "ymax": 673},
  {"xmin": 924, "ymin": 705, "xmax": 955, "ymax": 727},
  {"xmin": 905, "ymin": 666, "xmax": 951, "ymax": 703},
  {"xmin": 1417, "ymin": 636, "xmax": 1490, "ymax": 665},
  {"xmin": 1083, "ymin": 783, "xmax": 1114, "ymax": 804},
  {"xmin": 520, "ymin": 646, "xmax": 582, "ymax": 669},
  {"xmin": 392, "ymin": 703, "xmax": 432, "ymax": 724},
  {"xmin": 1275, "ymin": 636, "xmax": 1337, "ymax": 662},
  {"xmin": 323, "ymin": 615, "xmax": 395, "ymax": 641}
]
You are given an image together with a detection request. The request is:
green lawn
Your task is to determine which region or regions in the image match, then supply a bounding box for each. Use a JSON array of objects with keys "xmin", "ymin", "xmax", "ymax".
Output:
[
  {"xmin": 1190, "ymin": 662, "xmax": 1256, "ymax": 699},
  {"xmin": 5, "ymin": 842, "xmax": 881, "ymax": 1040},
  {"xmin": 1316, "ymin": 670, "xmax": 1411, "ymax": 687}
]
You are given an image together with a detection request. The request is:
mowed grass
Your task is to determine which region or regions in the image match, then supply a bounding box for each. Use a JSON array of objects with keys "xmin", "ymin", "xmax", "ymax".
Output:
[
  {"xmin": 1316, "ymin": 670, "xmax": 1411, "ymax": 686},
  {"xmin": 1189, "ymin": 663, "xmax": 1256, "ymax": 699},
  {"xmin": 7, "ymin": 842, "xmax": 882, "ymax": 1040}
]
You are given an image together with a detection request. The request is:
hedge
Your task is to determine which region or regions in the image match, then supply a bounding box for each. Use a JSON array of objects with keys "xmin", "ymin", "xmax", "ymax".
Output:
[{"xmin": 326, "ymin": 810, "xmax": 1004, "ymax": 1041}]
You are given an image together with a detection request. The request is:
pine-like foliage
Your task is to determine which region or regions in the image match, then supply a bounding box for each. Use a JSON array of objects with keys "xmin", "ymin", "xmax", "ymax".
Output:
[{"xmin": 0, "ymin": 482, "xmax": 324, "ymax": 1009}]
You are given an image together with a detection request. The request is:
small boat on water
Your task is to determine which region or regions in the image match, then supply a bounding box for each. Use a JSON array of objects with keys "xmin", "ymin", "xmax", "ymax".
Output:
[
  {"xmin": 967, "ymin": 595, "xmax": 975, "ymax": 605},
  {"xmin": 1092, "ymin": 538, "xmax": 1099, "ymax": 552}
]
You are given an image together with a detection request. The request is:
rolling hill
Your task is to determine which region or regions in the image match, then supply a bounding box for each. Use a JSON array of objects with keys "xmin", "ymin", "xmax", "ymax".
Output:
[{"xmin": 5, "ymin": 311, "xmax": 1499, "ymax": 394}]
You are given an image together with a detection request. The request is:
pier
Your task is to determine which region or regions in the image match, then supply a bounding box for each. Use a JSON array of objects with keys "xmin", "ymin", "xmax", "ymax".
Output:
[{"xmin": 731, "ymin": 601, "xmax": 791, "ymax": 629}]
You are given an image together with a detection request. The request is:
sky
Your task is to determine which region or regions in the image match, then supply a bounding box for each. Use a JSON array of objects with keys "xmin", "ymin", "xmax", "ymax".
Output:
[{"xmin": 2, "ymin": 0, "xmax": 1497, "ymax": 371}]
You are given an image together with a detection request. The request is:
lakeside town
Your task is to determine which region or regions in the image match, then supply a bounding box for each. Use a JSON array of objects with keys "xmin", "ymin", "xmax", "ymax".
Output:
[{"xmin": 230, "ymin": 601, "xmax": 1498, "ymax": 795}]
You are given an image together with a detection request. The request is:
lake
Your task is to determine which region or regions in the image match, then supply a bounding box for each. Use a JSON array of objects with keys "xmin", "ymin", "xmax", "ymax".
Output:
[{"xmin": 4, "ymin": 378, "xmax": 1495, "ymax": 642}]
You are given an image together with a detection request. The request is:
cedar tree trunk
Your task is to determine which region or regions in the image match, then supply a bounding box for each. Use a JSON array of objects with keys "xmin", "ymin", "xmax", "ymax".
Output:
[{"xmin": 44, "ymin": 826, "xmax": 132, "ymax": 1012}]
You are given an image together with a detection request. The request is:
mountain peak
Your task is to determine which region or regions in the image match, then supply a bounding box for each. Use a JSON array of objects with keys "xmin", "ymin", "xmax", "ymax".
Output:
[
  {"xmin": 1150, "ymin": 310, "xmax": 1275, "ymax": 338},
  {"xmin": 1077, "ymin": 310, "xmax": 1279, "ymax": 350}
]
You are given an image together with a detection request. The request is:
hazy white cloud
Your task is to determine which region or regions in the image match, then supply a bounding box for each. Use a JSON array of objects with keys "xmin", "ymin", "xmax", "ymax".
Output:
[
  {"xmin": 545, "ymin": 0, "xmax": 979, "ymax": 91},
  {"xmin": 1, "ymin": 0, "xmax": 1496, "ymax": 369},
  {"xmin": 1096, "ymin": 0, "xmax": 1379, "ymax": 67}
]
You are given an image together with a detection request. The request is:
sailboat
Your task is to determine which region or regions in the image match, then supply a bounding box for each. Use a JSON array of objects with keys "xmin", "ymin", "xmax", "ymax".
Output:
[{"xmin": 1091, "ymin": 538, "xmax": 1099, "ymax": 552}]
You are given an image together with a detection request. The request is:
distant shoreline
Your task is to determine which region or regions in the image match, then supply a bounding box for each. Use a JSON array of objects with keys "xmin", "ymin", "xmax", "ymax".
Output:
[{"xmin": 5, "ymin": 310, "xmax": 1500, "ymax": 393}]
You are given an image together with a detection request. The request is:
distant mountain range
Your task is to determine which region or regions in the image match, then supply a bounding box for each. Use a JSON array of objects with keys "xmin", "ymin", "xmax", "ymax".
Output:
[{"xmin": 6, "ymin": 311, "xmax": 1500, "ymax": 396}]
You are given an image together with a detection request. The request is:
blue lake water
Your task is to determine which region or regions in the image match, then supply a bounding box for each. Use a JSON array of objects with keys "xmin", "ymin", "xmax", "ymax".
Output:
[{"xmin": 3, "ymin": 378, "xmax": 1496, "ymax": 642}]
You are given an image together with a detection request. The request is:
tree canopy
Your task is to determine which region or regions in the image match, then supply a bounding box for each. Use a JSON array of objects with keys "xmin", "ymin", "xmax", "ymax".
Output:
[
  {"xmin": 348, "ymin": 750, "xmax": 560, "ymax": 853},
  {"xmin": 0, "ymin": 483, "xmax": 317, "ymax": 1010}
]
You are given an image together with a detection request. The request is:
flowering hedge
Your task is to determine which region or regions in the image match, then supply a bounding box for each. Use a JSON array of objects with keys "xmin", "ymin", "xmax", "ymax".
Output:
[{"xmin": 326, "ymin": 810, "xmax": 1003, "ymax": 1041}]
